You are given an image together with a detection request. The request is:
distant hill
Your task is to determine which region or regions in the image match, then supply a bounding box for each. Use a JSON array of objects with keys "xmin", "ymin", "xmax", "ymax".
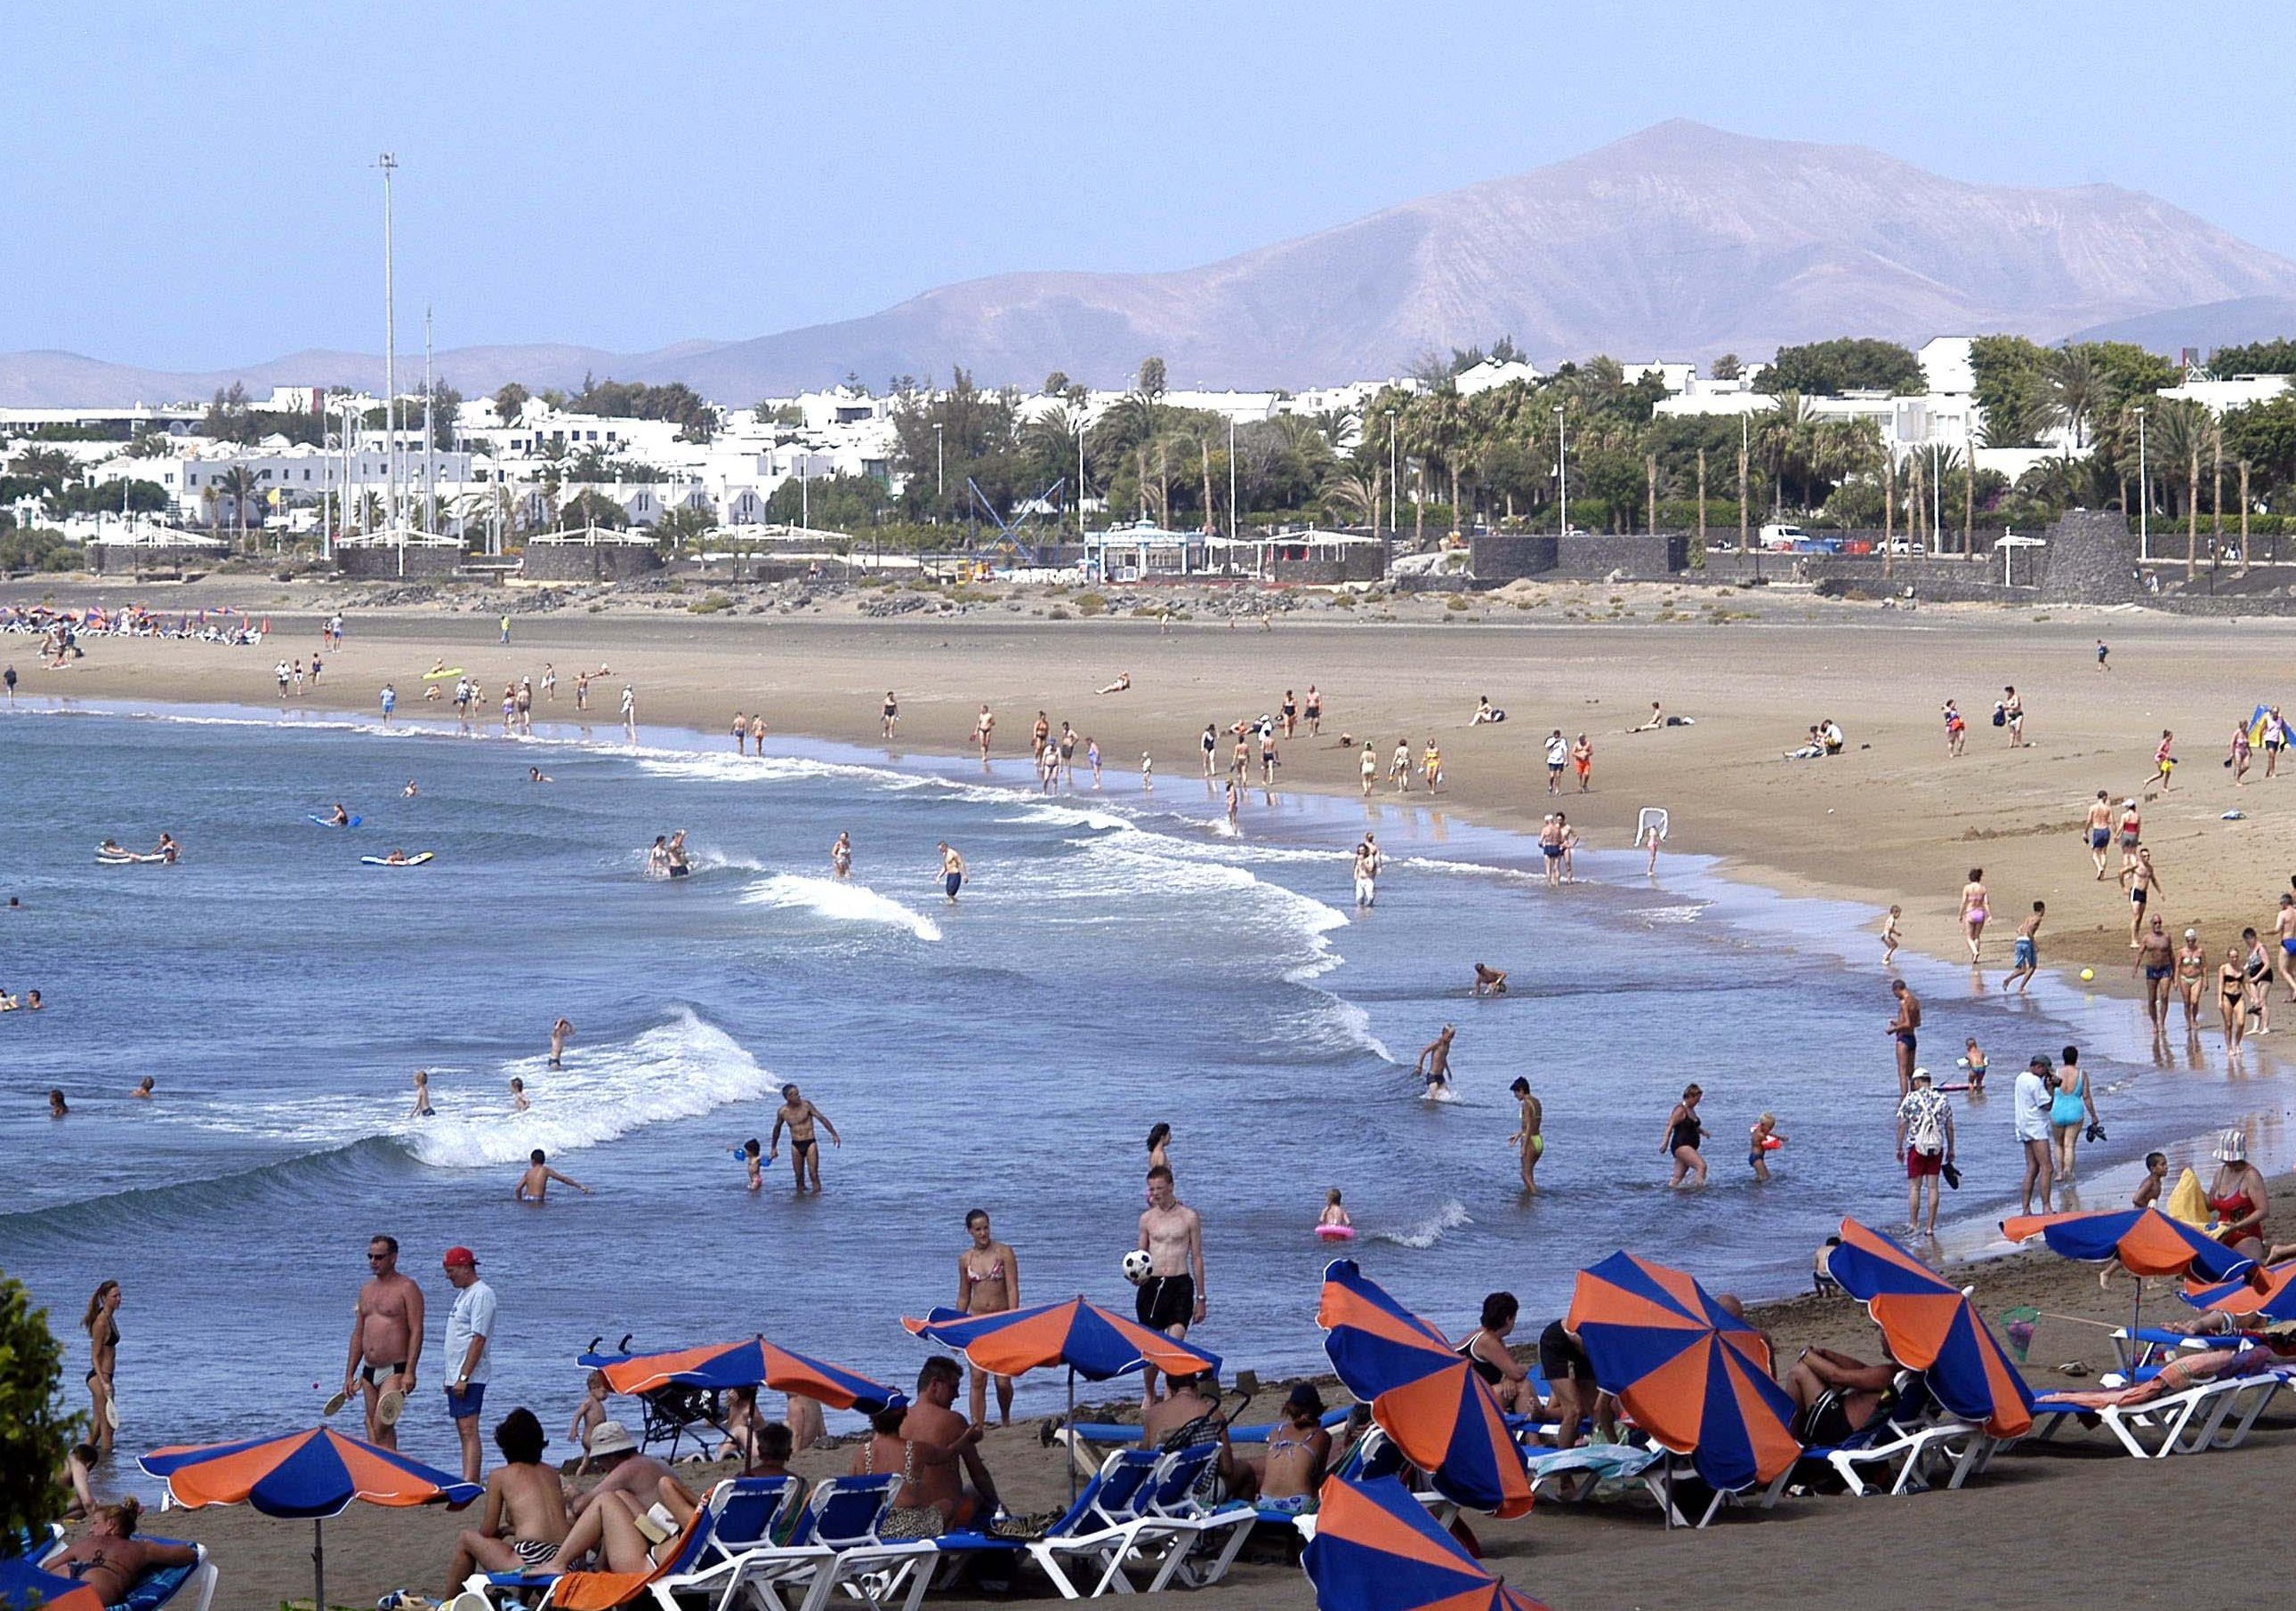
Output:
[
  {"xmin": 11, "ymin": 121, "xmax": 2296, "ymax": 404},
  {"xmin": 2062, "ymin": 295, "xmax": 2296, "ymax": 359}
]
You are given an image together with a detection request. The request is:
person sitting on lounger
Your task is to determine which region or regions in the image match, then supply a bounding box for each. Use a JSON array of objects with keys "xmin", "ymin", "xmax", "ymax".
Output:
[
  {"xmin": 1141, "ymin": 1368, "xmax": 1258, "ymax": 1501},
  {"xmin": 1456, "ymin": 1292, "xmax": 1541, "ymax": 1416},
  {"xmin": 443, "ymin": 1408, "xmax": 575, "ymax": 1594},
  {"xmin": 1250, "ymin": 1385, "xmax": 1333, "ymax": 1514},
  {"xmin": 899, "ymin": 1356, "xmax": 1002, "ymax": 1527},
  {"xmin": 45, "ymin": 1500, "xmax": 198, "ymax": 1606},
  {"xmin": 1783, "ymin": 1347, "xmax": 1898, "ymax": 1445},
  {"xmin": 850, "ymin": 1398, "xmax": 980, "ymax": 1526},
  {"xmin": 568, "ymin": 1419, "xmax": 673, "ymax": 1518}
]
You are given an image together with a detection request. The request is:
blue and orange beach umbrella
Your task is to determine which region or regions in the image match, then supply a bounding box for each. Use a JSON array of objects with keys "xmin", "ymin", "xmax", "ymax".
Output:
[
  {"xmin": 0, "ymin": 1556, "xmax": 104, "ymax": 1611},
  {"xmin": 1302, "ymin": 1475, "xmax": 1548, "ymax": 1611},
  {"xmin": 1565, "ymin": 1251, "xmax": 1801, "ymax": 1497},
  {"xmin": 2182, "ymin": 1259, "xmax": 2296, "ymax": 1325},
  {"xmin": 595, "ymin": 1335, "xmax": 900, "ymax": 1413},
  {"xmin": 906, "ymin": 1296, "xmax": 1222, "ymax": 1494},
  {"xmin": 1827, "ymin": 1218, "xmax": 2033, "ymax": 1438},
  {"xmin": 2003, "ymin": 1207, "xmax": 2256, "ymax": 1337},
  {"xmin": 1314, "ymin": 1261, "xmax": 1533, "ymax": 1518},
  {"xmin": 141, "ymin": 1426, "xmax": 478, "ymax": 1611}
]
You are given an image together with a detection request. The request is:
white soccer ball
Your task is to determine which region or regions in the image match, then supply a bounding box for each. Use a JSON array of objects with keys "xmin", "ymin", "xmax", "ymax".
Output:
[{"xmin": 1122, "ymin": 1251, "xmax": 1154, "ymax": 1286}]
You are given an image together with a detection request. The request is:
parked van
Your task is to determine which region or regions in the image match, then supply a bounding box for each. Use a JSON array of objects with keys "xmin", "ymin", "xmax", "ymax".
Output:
[{"xmin": 1758, "ymin": 523, "xmax": 1814, "ymax": 552}]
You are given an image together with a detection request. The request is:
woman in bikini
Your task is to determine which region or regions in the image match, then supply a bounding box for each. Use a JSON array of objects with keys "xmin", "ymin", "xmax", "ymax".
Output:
[
  {"xmin": 2177, "ymin": 929, "xmax": 2209, "ymax": 1037},
  {"xmin": 1664, "ymin": 1084, "xmax": 1708, "ymax": 1188},
  {"xmin": 850, "ymin": 1401, "xmax": 971, "ymax": 1526},
  {"xmin": 2204, "ymin": 1129, "xmax": 2268, "ymax": 1257},
  {"xmin": 956, "ymin": 1210, "xmax": 1020, "ymax": 1425},
  {"xmin": 1251, "ymin": 1386, "xmax": 1333, "ymax": 1514},
  {"xmin": 1454, "ymin": 1292, "xmax": 1539, "ymax": 1414},
  {"xmin": 1958, "ymin": 868, "xmax": 1989, "ymax": 963},
  {"xmin": 85, "ymin": 1278, "xmax": 121, "ymax": 1456},
  {"xmin": 46, "ymin": 1502, "xmax": 197, "ymax": 1606},
  {"xmin": 2222, "ymin": 947, "xmax": 2253, "ymax": 1056}
]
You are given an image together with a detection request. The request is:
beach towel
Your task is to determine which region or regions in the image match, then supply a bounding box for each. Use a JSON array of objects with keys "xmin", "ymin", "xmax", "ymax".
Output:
[
  {"xmin": 2165, "ymin": 1168, "xmax": 2208, "ymax": 1229},
  {"xmin": 543, "ymin": 1512, "xmax": 705, "ymax": 1610}
]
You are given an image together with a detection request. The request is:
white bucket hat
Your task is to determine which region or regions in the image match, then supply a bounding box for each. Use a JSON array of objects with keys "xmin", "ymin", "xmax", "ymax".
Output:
[{"xmin": 2213, "ymin": 1129, "xmax": 2248, "ymax": 1164}]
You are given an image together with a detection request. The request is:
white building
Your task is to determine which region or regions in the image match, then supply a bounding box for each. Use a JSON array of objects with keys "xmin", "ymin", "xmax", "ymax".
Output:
[
  {"xmin": 2156, "ymin": 374, "xmax": 2293, "ymax": 414},
  {"xmin": 1454, "ymin": 358, "xmax": 1543, "ymax": 396}
]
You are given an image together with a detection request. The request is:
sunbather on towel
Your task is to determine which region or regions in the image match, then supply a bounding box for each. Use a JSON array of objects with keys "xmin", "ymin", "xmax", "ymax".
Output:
[{"xmin": 46, "ymin": 1500, "xmax": 197, "ymax": 1604}]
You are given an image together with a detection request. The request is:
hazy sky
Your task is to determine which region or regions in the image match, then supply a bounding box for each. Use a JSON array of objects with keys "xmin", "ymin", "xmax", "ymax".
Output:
[{"xmin": 4, "ymin": 1, "xmax": 2291, "ymax": 369}]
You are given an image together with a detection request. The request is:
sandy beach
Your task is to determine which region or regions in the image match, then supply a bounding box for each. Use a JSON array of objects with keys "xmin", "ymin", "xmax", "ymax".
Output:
[{"xmin": 16, "ymin": 576, "xmax": 2296, "ymax": 1607}]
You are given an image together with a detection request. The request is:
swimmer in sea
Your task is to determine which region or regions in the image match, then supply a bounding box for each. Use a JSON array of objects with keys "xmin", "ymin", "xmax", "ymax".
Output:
[
  {"xmin": 99, "ymin": 838, "xmax": 125, "ymax": 857},
  {"xmin": 49, "ymin": 1088, "xmax": 68, "ymax": 1117},
  {"xmin": 327, "ymin": 803, "xmax": 350, "ymax": 826},
  {"xmin": 515, "ymin": 1148, "xmax": 591, "ymax": 1202},
  {"xmin": 1747, "ymin": 1113, "xmax": 1784, "ymax": 1183},
  {"xmin": 832, "ymin": 832, "xmax": 853, "ymax": 879},
  {"xmin": 1318, "ymin": 1188, "xmax": 1352, "ymax": 1232},
  {"xmin": 1881, "ymin": 905, "xmax": 1901, "ymax": 966},
  {"xmin": 410, "ymin": 1069, "xmax": 435, "ymax": 1117},
  {"xmin": 1414, "ymin": 1025, "xmax": 1456, "ymax": 1096},
  {"xmin": 1224, "ymin": 777, "xmax": 1239, "ymax": 827},
  {"xmin": 938, "ymin": 842, "xmax": 965, "ymax": 904},
  {"xmin": 509, "ymin": 1077, "xmax": 528, "ymax": 1113},
  {"xmin": 1887, "ymin": 979, "xmax": 1921, "ymax": 1097},
  {"xmin": 1962, "ymin": 1036, "xmax": 1987, "ymax": 1093},
  {"xmin": 769, "ymin": 1083, "xmax": 841, "ymax": 1193},
  {"xmin": 742, "ymin": 1138, "xmax": 762, "ymax": 1192},
  {"xmin": 1508, "ymin": 1077, "xmax": 1543, "ymax": 1192},
  {"xmin": 2002, "ymin": 899, "xmax": 2044, "ymax": 995},
  {"xmin": 549, "ymin": 1018, "xmax": 573, "ymax": 1069},
  {"xmin": 402, "ymin": 780, "xmax": 419, "ymax": 797},
  {"xmin": 528, "ymin": 767, "xmax": 553, "ymax": 783},
  {"xmin": 133, "ymin": 1075, "xmax": 154, "ymax": 1100},
  {"xmin": 957, "ymin": 1209, "xmax": 1021, "ymax": 1424},
  {"xmin": 1472, "ymin": 963, "xmax": 1508, "ymax": 996}
]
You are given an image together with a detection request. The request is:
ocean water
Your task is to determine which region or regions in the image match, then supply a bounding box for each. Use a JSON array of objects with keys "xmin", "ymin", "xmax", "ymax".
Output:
[{"xmin": 0, "ymin": 700, "xmax": 2281, "ymax": 1485}]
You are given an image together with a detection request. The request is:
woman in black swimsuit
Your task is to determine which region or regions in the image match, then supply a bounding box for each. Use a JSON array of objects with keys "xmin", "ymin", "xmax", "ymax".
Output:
[
  {"xmin": 1664, "ymin": 1084, "xmax": 1709, "ymax": 1188},
  {"xmin": 84, "ymin": 1278, "xmax": 121, "ymax": 1456},
  {"xmin": 1454, "ymin": 1292, "xmax": 1537, "ymax": 1414}
]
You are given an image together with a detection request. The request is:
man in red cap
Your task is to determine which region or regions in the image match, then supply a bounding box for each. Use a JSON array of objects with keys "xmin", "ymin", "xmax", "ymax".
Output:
[{"xmin": 440, "ymin": 1246, "xmax": 498, "ymax": 1483}]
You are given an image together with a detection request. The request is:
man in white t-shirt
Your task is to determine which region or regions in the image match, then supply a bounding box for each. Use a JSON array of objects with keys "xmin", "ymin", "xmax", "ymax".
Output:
[
  {"xmin": 2013, "ymin": 1056, "xmax": 2056, "ymax": 1216},
  {"xmin": 440, "ymin": 1246, "xmax": 498, "ymax": 1483},
  {"xmin": 1544, "ymin": 730, "xmax": 1568, "ymax": 795}
]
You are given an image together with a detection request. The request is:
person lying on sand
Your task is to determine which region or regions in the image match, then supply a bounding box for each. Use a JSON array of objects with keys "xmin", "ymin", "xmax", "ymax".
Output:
[{"xmin": 1096, "ymin": 672, "xmax": 1132, "ymax": 695}]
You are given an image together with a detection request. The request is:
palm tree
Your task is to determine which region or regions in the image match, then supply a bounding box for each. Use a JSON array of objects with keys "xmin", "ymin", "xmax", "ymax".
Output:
[
  {"xmin": 2044, "ymin": 348, "xmax": 2105, "ymax": 449},
  {"xmin": 1307, "ymin": 407, "xmax": 1359, "ymax": 455},
  {"xmin": 1758, "ymin": 395, "xmax": 1815, "ymax": 514},
  {"xmin": 1319, "ymin": 470, "xmax": 1378, "ymax": 528},
  {"xmin": 2147, "ymin": 399, "xmax": 2211, "ymax": 578},
  {"xmin": 219, "ymin": 465, "xmax": 261, "ymax": 553}
]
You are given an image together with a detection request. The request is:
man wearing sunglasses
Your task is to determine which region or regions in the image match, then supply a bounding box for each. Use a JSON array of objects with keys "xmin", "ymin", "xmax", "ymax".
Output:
[{"xmin": 343, "ymin": 1234, "xmax": 425, "ymax": 1449}]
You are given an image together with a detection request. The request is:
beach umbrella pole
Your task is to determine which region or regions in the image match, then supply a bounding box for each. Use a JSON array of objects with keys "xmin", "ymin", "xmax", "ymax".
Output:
[
  {"xmin": 313, "ymin": 1518, "xmax": 325, "ymax": 1611},
  {"xmin": 1067, "ymin": 1365, "xmax": 1078, "ymax": 1503}
]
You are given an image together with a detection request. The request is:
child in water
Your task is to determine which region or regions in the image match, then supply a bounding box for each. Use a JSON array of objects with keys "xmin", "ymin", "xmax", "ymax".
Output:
[
  {"xmin": 742, "ymin": 1138, "xmax": 763, "ymax": 1193},
  {"xmin": 1318, "ymin": 1188, "xmax": 1352, "ymax": 1233},
  {"xmin": 1881, "ymin": 906, "xmax": 1902, "ymax": 966},
  {"xmin": 509, "ymin": 1077, "xmax": 528, "ymax": 1113},
  {"xmin": 1962, "ymin": 1036, "xmax": 1987, "ymax": 1093},
  {"xmin": 1748, "ymin": 1114, "xmax": 1785, "ymax": 1182}
]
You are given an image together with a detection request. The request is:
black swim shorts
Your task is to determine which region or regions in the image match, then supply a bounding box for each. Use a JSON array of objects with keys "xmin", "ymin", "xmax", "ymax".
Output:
[
  {"xmin": 1136, "ymin": 1274, "xmax": 1196, "ymax": 1333},
  {"xmin": 1537, "ymin": 1320, "xmax": 1590, "ymax": 1382}
]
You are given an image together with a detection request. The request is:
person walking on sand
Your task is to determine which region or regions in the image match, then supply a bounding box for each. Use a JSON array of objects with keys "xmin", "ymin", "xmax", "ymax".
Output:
[
  {"xmin": 2121, "ymin": 847, "xmax": 2164, "ymax": 950},
  {"xmin": 1664, "ymin": 1084, "xmax": 1707, "ymax": 1188},
  {"xmin": 1942, "ymin": 698, "xmax": 1966, "ymax": 757},
  {"xmin": 1360, "ymin": 740, "xmax": 1377, "ymax": 796},
  {"xmin": 1509, "ymin": 1077, "xmax": 1543, "ymax": 1193},
  {"xmin": 1959, "ymin": 868, "xmax": 1990, "ymax": 963},
  {"xmin": 499, "ymin": 614, "xmax": 512, "ymax": 645},
  {"xmin": 1881, "ymin": 905, "xmax": 1902, "ymax": 966},
  {"xmin": 769, "ymin": 1083, "xmax": 841, "ymax": 1192},
  {"xmin": 2231, "ymin": 720, "xmax": 2252, "ymax": 786},
  {"xmin": 1887, "ymin": 979, "xmax": 1921, "ymax": 1096},
  {"xmin": 956, "ymin": 1210, "xmax": 1020, "ymax": 1426},
  {"xmin": 380, "ymin": 681, "xmax": 397, "ymax": 723},
  {"xmin": 972, "ymin": 705, "xmax": 995, "ymax": 759},
  {"xmin": 343, "ymin": 1235, "xmax": 423, "ymax": 1451},
  {"xmin": 1572, "ymin": 733, "xmax": 1592, "ymax": 793},
  {"xmin": 2134, "ymin": 914, "xmax": 2176, "ymax": 1035},
  {"xmin": 1544, "ymin": 729, "xmax": 1567, "ymax": 794},
  {"xmin": 1390, "ymin": 737, "xmax": 1413, "ymax": 793},
  {"xmin": 2273, "ymin": 893, "xmax": 2296, "ymax": 1003},
  {"xmin": 2267, "ymin": 707, "xmax": 2288, "ymax": 777},
  {"xmin": 882, "ymin": 691, "xmax": 899, "ymax": 738},
  {"xmin": 2116, "ymin": 797, "xmax": 2142, "ymax": 875},
  {"xmin": 515, "ymin": 1148, "xmax": 592, "ymax": 1202},
  {"xmin": 2014, "ymin": 1057, "xmax": 2057, "ymax": 1215},
  {"xmin": 2179, "ymin": 928, "xmax": 2209, "ymax": 1037},
  {"xmin": 1202, "ymin": 724, "xmax": 1219, "ymax": 778},
  {"xmin": 83, "ymin": 1280, "xmax": 121, "ymax": 1457},
  {"xmin": 2002, "ymin": 900, "xmax": 2045, "ymax": 994},
  {"xmin": 1538, "ymin": 814, "xmax": 1565, "ymax": 887},
  {"xmin": 2085, "ymin": 791, "xmax": 2114, "ymax": 880},
  {"xmin": 1134, "ymin": 1165, "xmax": 1206, "ymax": 1405},
  {"xmin": 2221, "ymin": 945, "xmax": 2253, "ymax": 1057},
  {"xmin": 549, "ymin": 1018, "xmax": 573, "ymax": 1070},
  {"xmin": 1896, "ymin": 1069, "xmax": 1955, "ymax": 1236},
  {"xmin": 1305, "ymin": 684, "xmax": 1323, "ymax": 736},
  {"xmin": 938, "ymin": 842, "xmax": 965, "ymax": 904},
  {"xmin": 439, "ymin": 1246, "xmax": 497, "ymax": 1484},
  {"xmin": 2149, "ymin": 729, "xmax": 2178, "ymax": 793},
  {"xmin": 2000, "ymin": 686, "xmax": 2026, "ymax": 747},
  {"xmin": 1414, "ymin": 1025, "xmax": 1456, "ymax": 1096}
]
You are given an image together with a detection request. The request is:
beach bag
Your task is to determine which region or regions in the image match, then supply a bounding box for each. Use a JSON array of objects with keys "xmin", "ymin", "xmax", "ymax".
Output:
[
  {"xmin": 1991, "ymin": 705, "xmax": 2006, "ymax": 727},
  {"xmin": 1909, "ymin": 1098, "xmax": 1946, "ymax": 1157}
]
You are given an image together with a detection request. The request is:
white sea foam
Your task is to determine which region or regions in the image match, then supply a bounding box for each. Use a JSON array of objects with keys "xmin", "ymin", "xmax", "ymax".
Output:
[
  {"xmin": 999, "ymin": 802, "xmax": 1131, "ymax": 833},
  {"xmin": 1642, "ymin": 904, "xmax": 1705, "ymax": 924},
  {"xmin": 405, "ymin": 1009, "xmax": 777, "ymax": 1168},
  {"xmin": 1368, "ymin": 1199, "xmax": 1473, "ymax": 1250},
  {"xmin": 631, "ymin": 752, "xmax": 930, "ymax": 791},
  {"xmin": 739, "ymin": 873, "xmax": 943, "ymax": 941},
  {"xmin": 681, "ymin": 845, "xmax": 769, "ymax": 874}
]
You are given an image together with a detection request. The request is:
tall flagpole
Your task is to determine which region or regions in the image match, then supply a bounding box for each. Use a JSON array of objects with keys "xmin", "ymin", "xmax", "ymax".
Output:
[{"xmin": 378, "ymin": 152, "xmax": 400, "ymax": 575}]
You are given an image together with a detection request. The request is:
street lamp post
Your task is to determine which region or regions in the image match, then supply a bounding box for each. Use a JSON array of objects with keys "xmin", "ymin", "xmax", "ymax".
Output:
[
  {"xmin": 1384, "ymin": 408, "xmax": 1398, "ymax": 575},
  {"xmin": 377, "ymin": 152, "xmax": 399, "ymax": 576},
  {"xmin": 2134, "ymin": 406, "xmax": 2148, "ymax": 565},
  {"xmin": 1227, "ymin": 415, "xmax": 1237, "ymax": 544},
  {"xmin": 1553, "ymin": 406, "xmax": 1568, "ymax": 536},
  {"xmin": 934, "ymin": 422, "xmax": 944, "ymax": 507}
]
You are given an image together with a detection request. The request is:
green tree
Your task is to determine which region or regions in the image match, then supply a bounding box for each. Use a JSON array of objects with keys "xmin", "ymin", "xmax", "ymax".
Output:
[
  {"xmin": 0, "ymin": 1269, "xmax": 77, "ymax": 1540},
  {"xmin": 2222, "ymin": 394, "xmax": 2296, "ymax": 498},
  {"xmin": 2206, "ymin": 338, "xmax": 2296, "ymax": 375},
  {"xmin": 1970, "ymin": 335, "xmax": 2052, "ymax": 447},
  {"xmin": 426, "ymin": 381, "xmax": 463, "ymax": 451},
  {"xmin": 1760, "ymin": 338, "xmax": 1924, "ymax": 397},
  {"xmin": 218, "ymin": 464, "xmax": 261, "ymax": 550},
  {"xmin": 1711, "ymin": 353, "xmax": 1743, "ymax": 381},
  {"xmin": 652, "ymin": 502, "xmax": 716, "ymax": 555},
  {"xmin": 7, "ymin": 447, "xmax": 76, "ymax": 497},
  {"xmin": 560, "ymin": 488, "xmax": 627, "ymax": 529},
  {"xmin": 2043, "ymin": 346, "xmax": 2107, "ymax": 448},
  {"xmin": 494, "ymin": 382, "xmax": 530, "ymax": 425}
]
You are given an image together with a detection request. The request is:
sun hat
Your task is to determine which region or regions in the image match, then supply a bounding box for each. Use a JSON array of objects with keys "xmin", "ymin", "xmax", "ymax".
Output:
[
  {"xmin": 1910, "ymin": 1067, "xmax": 1933, "ymax": 1083},
  {"xmin": 585, "ymin": 1419, "xmax": 638, "ymax": 1458},
  {"xmin": 443, "ymin": 1246, "xmax": 479, "ymax": 1269},
  {"xmin": 2214, "ymin": 1129, "xmax": 2248, "ymax": 1164}
]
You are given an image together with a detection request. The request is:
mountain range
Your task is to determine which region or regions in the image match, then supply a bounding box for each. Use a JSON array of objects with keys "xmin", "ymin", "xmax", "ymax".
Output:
[{"xmin": 11, "ymin": 121, "xmax": 2296, "ymax": 407}]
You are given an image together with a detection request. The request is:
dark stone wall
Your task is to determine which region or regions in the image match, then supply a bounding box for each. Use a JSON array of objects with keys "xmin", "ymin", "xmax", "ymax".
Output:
[
  {"xmin": 1275, "ymin": 548, "xmax": 1386, "ymax": 584},
  {"xmin": 1548, "ymin": 533, "xmax": 1688, "ymax": 578},
  {"xmin": 1469, "ymin": 535, "xmax": 1558, "ymax": 579},
  {"xmin": 91, "ymin": 545, "xmax": 221, "ymax": 575},
  {"xmin": 520, "ymin": 541, "xmax": 665, "ymax": 583},
  {"xmin": 335, "ymin": 544, "xmax": 462, "ymax": 579}
]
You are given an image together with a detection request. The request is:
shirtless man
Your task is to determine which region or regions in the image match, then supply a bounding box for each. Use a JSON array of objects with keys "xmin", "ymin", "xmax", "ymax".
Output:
[
  {"xmin": 1414, "ymin": 1026, "xmax": 1456, "ymax": 1094},
  {"xmin": 769, "ymin": 1083, "xmax": 841, "ymax": 1193},
  {"xmin": 900, "ymin": 1357, "xmax": 1002, "ymax": 1527},
  {"xmin": 1509, "ymin": 1076, "xmax": 1543, "ymax": 1193},
  {"xmin": 938, "ymin": 842, "xmax": 966, "ymax": 904},
  {"xmin": 563, "ymin": 1421, "xmax": 673, "ymax": 1524},
  {"xmin": 1351, "ymin": 837, "xmax": 1382, "ymax": 908},
  {"xmin": 1886, "ymin": 979, "xmax": 1921, "ymax": 1097},
  {"xmin": 443, "ymin": 1408, "xmax": 574, "ymax": 1594},
  {"xmin": 2084, "ymin": 790, "xmax": 2114, "ymax": 880},
  {"xmin": 2002, "ymin": 900, "xmax": 2044, "ymax": 995},
  {"xmin": 2274, "ymin": 893, "xmax": 2296, "ymax": 1003},
  {"xmin": 343, "ymin": 1234, "xmax": 424, "ymax": 1450},
  {"xmin": 974, "ymin": 705, "xmax": 995, "ymax": 758},
  {"xmin": 2134, "ymin": 914, "xmax": 2177, "ymax": 1035},
  {"xmin": 1472, "ymin": 963, "xmax": 1509, "ymax": 996},
  {"xmin": 1140, "ymin": 1368, "xmax": 1254, "ymax": 1500},
  {"xmin": 2120, "ymin": 847, "xmax": 2165, "ymax": 950},
  {"xmin": 516, "ymin": 1148, "xmax": 592, "ymax": 1202},
  {"xmin": 1135, "ymin": 1165, "xmax": 1206, "ymax": 1405},
  {"xmin": 549, "ymin": 1018, "xmax": 574, "ymax": 1069}
]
